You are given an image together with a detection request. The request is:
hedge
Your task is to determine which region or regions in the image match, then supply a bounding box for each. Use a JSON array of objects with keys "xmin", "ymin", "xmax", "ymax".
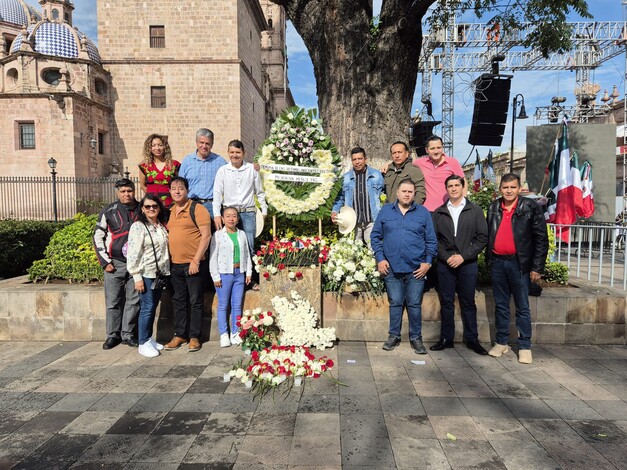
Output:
[{"xmin": 0, "ymin": 219, "xmax": 59, "ymax": 279}]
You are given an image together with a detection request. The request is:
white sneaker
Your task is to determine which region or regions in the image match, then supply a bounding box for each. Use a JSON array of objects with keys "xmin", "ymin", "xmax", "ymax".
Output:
[
  {"xmin": 138, "ymin": 341, "xmax": 159, "ymax": 358},
  {"xmin": 149, "ymin": 338, "xmax": 164, "ymax": 351},
  {"xmin": 230, "ymin": 332, "xmax": 242, "ymax": 346},
  {"xmin": 220, "ymin": 333, "xmax": 231, "ymax": 348}
]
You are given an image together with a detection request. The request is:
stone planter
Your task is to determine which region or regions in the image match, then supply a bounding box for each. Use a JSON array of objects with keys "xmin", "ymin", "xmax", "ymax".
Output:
[{"xmin": 258, "ymin": 267, "xmax": 322, "ymax": 319}]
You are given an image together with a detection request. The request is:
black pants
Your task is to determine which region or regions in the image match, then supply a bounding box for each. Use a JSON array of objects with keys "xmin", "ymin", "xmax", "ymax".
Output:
[
  {"xmin": 170, "ymin": 260, "xmax": 207, "ymax": 340},
  {"xmin": 436, "ymin": 260, "xmax": 479, "ymax": 343}
]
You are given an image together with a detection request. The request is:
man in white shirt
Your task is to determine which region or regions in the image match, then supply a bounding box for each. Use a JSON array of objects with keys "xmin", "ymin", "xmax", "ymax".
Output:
[
  {"xmin": 431, "ymin": 175, "xmax": 489, "ymax": 355},
  {"xmin": 212, "ymin": 139, "xmax": 267, "ymax": 257}
]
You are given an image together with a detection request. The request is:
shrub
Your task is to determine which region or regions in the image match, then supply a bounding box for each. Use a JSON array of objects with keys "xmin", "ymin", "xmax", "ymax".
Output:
[
  {"xmin": 542, "ymin": 261, "xmax": 569, "ymax": 285},
  {"xmin": 0, "ymin": 219, "xmax": 59, "ymax": 279},
  {"xmin": 28, "ymin": 214, "xmax": 103, "ymax": 283}
]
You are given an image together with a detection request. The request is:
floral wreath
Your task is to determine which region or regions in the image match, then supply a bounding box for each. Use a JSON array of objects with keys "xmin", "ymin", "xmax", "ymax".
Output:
[{"xmin": 256, "ymin": 107, "xmax": 342, "ymax": 221}]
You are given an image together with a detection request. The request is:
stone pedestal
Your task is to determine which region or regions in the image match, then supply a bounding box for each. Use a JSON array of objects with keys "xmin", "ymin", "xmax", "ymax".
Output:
[{"xmin": 258, "ymin": 267, "xmax": 322, "ymax": 319}]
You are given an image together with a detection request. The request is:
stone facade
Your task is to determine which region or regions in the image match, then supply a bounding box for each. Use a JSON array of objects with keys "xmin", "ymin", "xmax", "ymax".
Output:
[{"xmin": 0, "ymin": 0, "xmax": 293, "ymax": 179}]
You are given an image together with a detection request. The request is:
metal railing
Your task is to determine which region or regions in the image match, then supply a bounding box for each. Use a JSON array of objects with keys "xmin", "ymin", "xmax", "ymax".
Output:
[
  {"xmin": 550, "ymin": 222, "xmax": 627, "ymax": 290},
  {"xmin": 0, "ymin": 176, "xmax": 141, "ymax": 221}
]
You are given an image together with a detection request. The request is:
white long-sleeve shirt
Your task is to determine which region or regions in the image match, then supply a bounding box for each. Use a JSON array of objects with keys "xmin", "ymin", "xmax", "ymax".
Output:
[
  {"xmin": 126, "ymin": 221, "xmax": 170, "ymax": 281},
  {"xmin": 209, "ymin": 227, "xmax": 253, "ymax": 282},
  {"xmin": 212, "ymin": 162, "xmax": 267, "ymax": 216}
]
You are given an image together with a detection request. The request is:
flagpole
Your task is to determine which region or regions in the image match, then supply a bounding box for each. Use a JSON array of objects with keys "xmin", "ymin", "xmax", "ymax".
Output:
[{"xmin": 509, "ymin": 94, "xmax": 527, "ymax": 173}]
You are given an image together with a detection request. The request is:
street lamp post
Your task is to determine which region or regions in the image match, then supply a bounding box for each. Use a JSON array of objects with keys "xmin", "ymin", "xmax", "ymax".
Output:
[
  {"xmin": 509, "ymin": 93, "xmax": 528, "ymax": 173},
  {"xmin": 47, "ymin": 157, "xmax": 58, "ymax": 223}
]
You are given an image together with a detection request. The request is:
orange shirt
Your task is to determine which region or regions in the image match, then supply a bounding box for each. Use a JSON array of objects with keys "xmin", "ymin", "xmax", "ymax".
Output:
[
  {"xmin": 493, "ymin": 199, "xmax": 517, "ymax": 255},
  {"xmin": 168, "ymin": 199, "xmax": 211, "ymax": 263}
]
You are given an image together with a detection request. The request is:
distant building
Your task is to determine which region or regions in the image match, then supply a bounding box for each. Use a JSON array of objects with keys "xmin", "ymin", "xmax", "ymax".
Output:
[{"xmin": 0, "ymin": 0, "xmax": 293, "ymax": 178}]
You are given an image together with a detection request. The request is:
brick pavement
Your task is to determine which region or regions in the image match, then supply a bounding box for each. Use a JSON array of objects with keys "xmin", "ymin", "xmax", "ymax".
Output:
[{"xmin": 0, "ymin": 341, "xmax": 626, "ymax": 469}]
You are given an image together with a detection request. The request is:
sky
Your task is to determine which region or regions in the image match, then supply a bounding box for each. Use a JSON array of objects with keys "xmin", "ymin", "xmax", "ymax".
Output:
[{"xmin": 71, "ymin": 0, "xmax": 625, "ymax": 164}]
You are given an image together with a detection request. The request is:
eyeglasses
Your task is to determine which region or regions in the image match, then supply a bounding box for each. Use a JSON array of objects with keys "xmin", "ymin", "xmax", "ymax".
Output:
[{"xmin": 143, "ymin": 204, "xmax": 159, "ymax": 210}]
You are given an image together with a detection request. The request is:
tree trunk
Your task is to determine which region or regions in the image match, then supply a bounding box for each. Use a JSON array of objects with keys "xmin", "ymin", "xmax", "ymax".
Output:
[{"xmin": 271, "ymin": 0, "xmax": 435, "ymax": 167}]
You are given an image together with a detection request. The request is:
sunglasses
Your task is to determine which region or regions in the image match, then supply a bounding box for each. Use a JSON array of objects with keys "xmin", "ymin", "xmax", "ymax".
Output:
[{"xmin": 143, "ymin": 204, "xmax": 159, "ymax": 210}]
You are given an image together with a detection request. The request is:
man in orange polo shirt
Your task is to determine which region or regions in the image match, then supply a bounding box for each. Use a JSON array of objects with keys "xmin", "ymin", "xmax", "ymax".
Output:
[
  {"xmin": 164, "ymin": 176, "xmax": 212, "ymax": 352},
  {"xmin": 486, "ymin": 173, "xmax": 548, "ymax": 364}
]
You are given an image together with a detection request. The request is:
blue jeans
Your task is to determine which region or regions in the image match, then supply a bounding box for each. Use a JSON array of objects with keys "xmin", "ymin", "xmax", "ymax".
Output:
[
  {"xmin": 215, "ymin": 268, "xmax": 246, "ymax": 335},
  {"xmin": 138, "ymin": 276, "xmax": 164, "ymax": 344},
  {"xmin": 383, "ymin": 272, "xmax": 425, "ymax": 341},
  {"xmin": 237, "ymin": 211, "xmax": 256, "ymax": 256},
  {"xmin": 491, "ymin": 257, "xmax": 532, "ymax": 349},
  {"xmin": 437, "ymin": 261, "xmax": 479, "ymax": 343},
  {"xmin": 201, "ymin": 201, "xmax": 214, "ymax": 218}
]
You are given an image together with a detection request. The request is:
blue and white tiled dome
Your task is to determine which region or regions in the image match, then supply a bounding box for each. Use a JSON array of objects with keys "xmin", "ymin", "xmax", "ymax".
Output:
[
  {"xmin": 0, "ymin": 0, "xmax": 39, "ymax": 26},
  {"xmin": 10, "ymin": 20, "xmax": 101, "ymax": 64}
]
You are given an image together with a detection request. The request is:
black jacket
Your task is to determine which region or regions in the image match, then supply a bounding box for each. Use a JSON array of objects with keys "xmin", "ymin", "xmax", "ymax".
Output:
[
  {"xmin": 93, "ymin": 200, "xmax": 139, "ymax": 267},
  {"xmin": 433, "ymin": 199, "xmax": 487, "ymax": 264},
  {"xmin": 486, "ymin": 196, "xmax": 549, "ymax": 274}
]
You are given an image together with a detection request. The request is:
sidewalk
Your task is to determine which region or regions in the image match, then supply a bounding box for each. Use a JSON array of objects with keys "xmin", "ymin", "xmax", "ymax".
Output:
[{"xmin": 0, "ymin": 340, "xmax": 626, "ymax": 469}]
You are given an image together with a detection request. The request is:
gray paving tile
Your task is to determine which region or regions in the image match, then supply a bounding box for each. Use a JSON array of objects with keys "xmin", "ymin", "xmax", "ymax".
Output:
[
  {"xmin": 379, "ymin": 394, "xmax": 425, "ymax": 415},
  {"xmin": 74, "ymin": 434, "xmax": 149, "ymax": 463},
  {"xmin": 341, "ymin": 412, "xmax": 388, "ymax": 438},
  {"xmin": 172, "ymin": 393, "xmax": 222, "ymax": 413},
  {"xmin": 337, "ymin": 378, "xmax": 378, "ymax": 395},
  {"xmin": 460, "ymin": 398, "xmax": 514, "ymax": 418},
  {"xmin": 585, "ymin": 399, "xmax": 627, "ymax": 420},
  {"xmin": 388, "ymin": 436, "xmax": 449, "ymax": 469},
  {"xmin": 440, "ymin": 439, "xmax": 507, "ymax": 469},
  {"xmin": 490, "ymin": 437, "xmax": 558, "ymax": 470},
  {"xmin": 182, "ymin": 433, "xmax": 244, "ymax": 465},
  {"xmin": 339, "ymin": 394, "xmax": 382, "ymax": 414},
  {"xmin": 0, "ymin": 410, "xmax": 40, "ymax": 434},
  {"xmin": 297, "ymin": 393, "xmax": 339, "ymax": 413},
  {"xmin": 48, "ymin": 393, "xmax": 106, "ymax": 412},
  {"xmin": 501, "ymin": 398, "xmax": 560, "ymax": 419},
  {"xmin": 213, "ymin": 393, "xmax": 259, "ymax": 413},
  {"xmin": 255, "ymin": 391, "xmax": 301, "ymax": 413},
  {"xmin": 0, "ymin": 432, "xmax": 52, "ymax": 462},
  {"xmin": 15, "ymin": 411, "xmax": 82, "ymax": 434},
  {"xmin": 341, "ymin": 434, "xmax": 395, "ymax": 467},
  {"xmin": 293, "ymin": 412, "xmax": 340, "ymax": 436},
  {"xmin": 375, "ymin": 378, "xmax": 417, "ymax": 395},
  {"xmin": 544, "ymin": 399, "xmax": 605, "ymax": 420},
  {"xmin": 473, "ymin": 417, "xmax": 534, "ymax": 441},
  {"xmin": 247, "ymin": 413, "xmax": 296, "ymax": 436},
  {"xmin": 203, "ymin": 412, "xmax": 254, "ymax": 435},
  {"xmin": 541, "ymin": 438, "xmax": 614, "ymax": 469},
  {"xmin": 429, "ymin": 415, "xmax": 486, "ymax": 440},
  {"xmin": 129, "ymin": 434, "xmax": 196, "ymax": 463},
  {"xmin": 384, "ymin": 414, "xmax": 436, "ymax": 439},
  {"xmin": 88, "ymin": 393, "xmax": 145, "ymax": 412},
  {"xmin": 152, "ymin": 411, "xmax": 210, "ymax": 435},
  {"xmin": 26, "ymin": 433, "xmax": 99, "ymax": 463},
  {"xmin": 61, "ymin": 411, "xmax": 124, "ymax": 435},
  {"xmin": 235, "ymin": 435, "xmax": 292, "ymax": 466},
  {"xmin": 421, "ymin": 397, "xmax": 469, "ymax": 416},
  {"xmin": 187, "ymin": 377, "xmax": 230, "ymax": 394},
  {"xmin": 128, "ymin": 392, "xmax": 183, "ymax": 412},
  {"xmin": 290, "ymin": 435, "xmax": 341, "ymax": 467},
  {"xmin": 105, "ymin": 412, "xmax": 166, "ymax": 434},
  {"xmin": 11, "ymin": 392, "xmax": 66, "ymax": 411}
]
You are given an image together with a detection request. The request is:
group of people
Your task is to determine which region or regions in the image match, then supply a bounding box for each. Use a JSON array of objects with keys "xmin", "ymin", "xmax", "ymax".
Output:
[
  {"xmin": 93, "ymin": 129, "xmax": 266, "ymax": 357},
  {"xmin": 333, "ymin": 136, "xmax": 548, "ymax": 364}
]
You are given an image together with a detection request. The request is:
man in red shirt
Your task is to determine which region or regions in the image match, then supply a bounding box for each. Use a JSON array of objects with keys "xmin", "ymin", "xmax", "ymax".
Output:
[
  {"xmin": 413, "ymin": 135, "xmax": 465, "ymax": 212},
  {"xmin": 486, "ymin": 174, "xmax": 548, "ymax": 364}
]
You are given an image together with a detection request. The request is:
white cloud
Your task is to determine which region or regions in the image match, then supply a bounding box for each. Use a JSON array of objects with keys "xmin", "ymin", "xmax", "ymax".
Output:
[{"xmin": 72, "ymin": 0, "xmax": 98, "ymax": 43}]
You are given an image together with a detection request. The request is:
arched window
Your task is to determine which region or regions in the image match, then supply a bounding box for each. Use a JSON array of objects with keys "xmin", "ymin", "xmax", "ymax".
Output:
[
  {"xmin": 95, "ymin": 78, "xmax": 108, "ymax": 95},
  {"xmin": 6, "ymin": 68, "xmax": 18, "ymax": 86},
  {"xmin": 52, "ymin": 9, "xmax": 59, "ymax": 20},
  {"xmin": 42, "ymin": 68, "xmax": 62, "ymax": 86}
]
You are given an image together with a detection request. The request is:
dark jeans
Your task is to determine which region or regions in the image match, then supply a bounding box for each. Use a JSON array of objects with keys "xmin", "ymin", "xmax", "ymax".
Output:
[
  {"xmin": 170, "ymin": 260, "xmax": 207, "ymax": 340},
  {"xmin": 437, "ymin": 260, "xmax": 479, "ymax": 343},
  {"xmin": 138, "ymin": 276, "xmax": 163, "ymax": 344},
  {"xmin": 491, "ymin": 256, "xmax": 532, "ymax": 349},
  {"xmin": 383, "ymin": 272, "xmax": 425, "ymax": 341}
]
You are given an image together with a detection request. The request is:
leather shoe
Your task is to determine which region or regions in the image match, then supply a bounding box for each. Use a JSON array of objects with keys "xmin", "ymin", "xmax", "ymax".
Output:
[
  {"xmin": 188, "ymin": 338, "xmax": 201, "ymax": 352},
  {"xmin": 410, "ymin": 338, "xmax": 427, "ymax": 354},
  {"xmin": 122, "ymin": 337, "xmax": 139, "ymax": 348},
  {"xmin": 430, "ymin": 339, "xmax": 454, "ymax": 351},
  {"xmin": 164, "ymin": 336, "xmax": 187, "ymax": 351},
  {"xmin": 102, "ymin": 337, "xmax": 121, "ymax": 350},
  {"xmin": 466, "ymin": 340, "xmax": 488, "ymax": 355},
  {"xmin": 382, "ymin": 335, "xmax": 401, "ymax": 351}
]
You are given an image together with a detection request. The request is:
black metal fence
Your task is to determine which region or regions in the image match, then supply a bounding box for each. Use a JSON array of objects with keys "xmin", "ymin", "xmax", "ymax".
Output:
[{"xmin": 0, "ymin": 176, "xmax": 142, "ymax": 221}]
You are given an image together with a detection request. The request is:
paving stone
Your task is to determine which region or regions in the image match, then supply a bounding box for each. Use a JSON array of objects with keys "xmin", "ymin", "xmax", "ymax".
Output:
[
  {"xmin": 337, "ymin": 378, "xmax": 378, "ymax": 395},
  {"xmin": 388, "ymin": 436, "xmax": 449, "ymax": 469},
  {"xmin": 293, "ymin": 413, "xmax": 340, "ymax": 436},
  {"xmin": 429, "ymin": 415, "xmax": 486, "ymax": 440},
  {"xmin": 379, "ymin": 394, "xmax": 425, "ymax": 415},
  {"xmin": 11, "ymin": 460, "xmax": 73, "ymax": 470},
  {"xmin": 203, "ymin": 412, "xmax": 254, "ymax": 435},
  {"xmin": 48, "ymin": 393, "xmax": 106, "ymax": 412},
  {"xmin": 88, "ymin": 393, "xmax": 145, "ymax": 412},
  {"xmin": 521, "ymin": 418, "xmax": 585, "ymax": 441},
  {"xmin": 289, "ymin": 435, "xmax": 341, "ymax": 467},
  {"xmin": 459, "ymin": 398, "xmax": 514, "ymax": 418},
  {"xmin": 235, "ymin": 435, "xmax": 292, "ymax": 466},
  {"xmin": 213, "ymin": 393, "xmax": 259, "ymax": 413},
  {"xmin": 247, "ymin": 413, "xmax": 296, "ymax": 436},
  {"xmin": 544, "ymin": 399, "xmax": 605, "ymax": 420},
  {"xmin": 585, "ymin": 399, "xmax": 627, "ymax": 420},
  {"xmin": 10, "ymin": 392, "xmax": 66, "ymax": 411},
  {"xmin": 132, "ymin": 365, "xmax": 174, "ymax": 378},
  {"xmin": 341, "ymin": 412, "xmax": 388, "ymax": 438},
  {"xmin": 339, "ymin": 395, "xmax": 382, "ymax": 414},
  {"xmin": 74, "ymin": 434, "xmax": 149, "ymax": 463},
  {"xmin": 440, "ymin": 439, "xmax": 507, "ymax": 469},
  {"xmin": 374, "ymin": 378, "xmax": 417, "ymax": 395},
  {"xmin": 16, "ymin": 411, "xmax": 82, "ymax": 434},
  {"xmin": 297, "ymin": 393, "xmax": 339, "ymax": 413},
  {"xmin": 473, "ymin": 417, "xmax": 534, "ymax": 441},
  {"xmin": 129, "ymin": 392, "xmax": 183, "ymax": 412},
  {"xmin": 187, "ymin": 377, "xmax": 230, "ymax": 394},
  {"xmin": 421, "ymin": 397, "xmax": 469, "ymax": 416},
  {"xmin": 341, "ymin": 434, "xmax": 395, "ymax": 467},
  {"xmin": 0, "ymin": 411, "xmax": 40, "ymax": 434},
  {"xmin": 172, "ymin": 393, "xmax": 222, "ymax": 413},
  {"xmin": 182, "ymin": 433, "xmax": 244, "ymax": 465},
  {"xmin": 523, "ymin": 382, "xmax": 578, "ymax": 399},
  {"xmin": 0, "ymin": 392, "xmax": 28, "ymax": 411},
  {"xmin": 501, "ymin": 398, "xmax": 560, "ymax": 419},
  {"xmin": 450, "ymin": 382, "xmax": 497, "ymax": 398},
  {"xmin": 152, "ymin": 412, "xmax": 211, "ymax": 435},
  {"xmin": 61, "ymin": 411, "xmax": 124, "ymax": 435},
  {"xmin": 384, "ymin": 414, "xmax": 436, "ymax": 439},
  {"xmin": 255, "ymin": 391, "xmax": 301, "ymax": 413},
  {"xmin": 0, "ymin": 432, "xmax": 52, "ymax": 462},
  {"xmin": 412, "ymin": 380, "xmax": 456, "ymax": 397},
  {"xmin": 129, "ymin": 434, "xmax": 196, "ymax": 463},
  {"xmin": 105, "ymin": 412, "xmax": 165, "ymax": 434},
  {"xmin": 490, "ymin": 437, "xmax": 559, "ymax": 470},
  {"xmin": 165, "ymin": 365, "xmax": 207, "ymax": 378},
  {"xmin": 26, "ymin": 433, "xmax": 99, "ymax": 463},
  {"xmin": 541, "ymin": 438, "xmax": 614, "ymax": 469}
]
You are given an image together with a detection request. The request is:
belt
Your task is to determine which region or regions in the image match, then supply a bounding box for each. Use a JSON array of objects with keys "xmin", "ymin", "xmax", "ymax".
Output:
[
  {"xmin": 233, "ymin": 263, "xmax": 241, "ymax": 269},
  {"xmin": 192, "ymin": 198, "xmax": 212, "ymax": 203},
  {"xmin": 224, "ymin": 205, "xmax": 256, "ymax": 213},
  {"xmin": 492, "ymin": 253, "xmax": 516, "ymax": 260}
]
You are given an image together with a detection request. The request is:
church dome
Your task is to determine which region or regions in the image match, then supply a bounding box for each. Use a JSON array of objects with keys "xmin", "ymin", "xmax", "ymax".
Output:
[
  {"xmin": 10, "ymin": 20, "xmax": 101, "ymax": 64},
  {"xmin": 0, "ymin": 0, "xmax": 39, "ymax": 26}
]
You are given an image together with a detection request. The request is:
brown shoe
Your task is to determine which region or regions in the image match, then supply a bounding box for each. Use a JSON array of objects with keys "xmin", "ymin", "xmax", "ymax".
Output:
[
  {"xmin": 163, "ymin": 336, "xmax": 187, "ymax": 351},
  {"xmin": 188, "ymin": 338, "xmax": 201, "ymax": 352}
]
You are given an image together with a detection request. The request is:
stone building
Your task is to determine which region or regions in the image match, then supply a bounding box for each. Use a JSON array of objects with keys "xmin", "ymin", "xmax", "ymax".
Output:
[{"xmin": 0, "ymin": 0, "xmax": 293, "ymax": 179}]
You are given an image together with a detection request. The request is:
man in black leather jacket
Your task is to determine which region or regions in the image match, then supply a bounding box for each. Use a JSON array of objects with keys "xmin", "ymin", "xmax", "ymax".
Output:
[{"xmin": 486, "ymin": 173, "xmax": 548, "ymax": 364}]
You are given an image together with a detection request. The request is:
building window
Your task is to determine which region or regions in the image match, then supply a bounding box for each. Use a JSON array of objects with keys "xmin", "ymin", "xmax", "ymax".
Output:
[
  {"xmin": 150, "ymin": 26, "xmax": 165, "ymax": 48},
  {"xmin": 98, "ymin": 132, "xmax": 105, "ymax": 155},
  {"xmin": 151, "ymin": 86, "xmax": 166, "ymax": 108},
  {"xmin": 18, "ymin": 122, "xmax": 35, "ymax": 149},
  {"xmin": 52, "ymin": 9, "xmax": 59, "ymax": 20},
  {"xmin": 95, "ymin": 78, "xmax": 108, "ymax": 95},
  {"xmin": 42, "ymin": 68, "xmax": 62, "ymax": 86}
]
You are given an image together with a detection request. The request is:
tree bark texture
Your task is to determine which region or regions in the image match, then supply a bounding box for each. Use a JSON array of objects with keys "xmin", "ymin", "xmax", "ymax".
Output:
[{"xmin": 271, "ymin": 0, "xmax": 436, "ymax": 165}]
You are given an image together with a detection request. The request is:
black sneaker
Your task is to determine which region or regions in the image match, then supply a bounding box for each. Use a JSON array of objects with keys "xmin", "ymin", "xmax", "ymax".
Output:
[
  {"xmin": 410, "ymin": 338, "xmax": 427, "ymax": 354},
  {"xmin": 382, "ymin": 335, "xmax": 401, "ymax": 351}
]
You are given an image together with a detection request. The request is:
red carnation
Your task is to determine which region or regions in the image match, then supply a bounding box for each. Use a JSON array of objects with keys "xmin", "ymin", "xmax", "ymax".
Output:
[
  {"xmin": 326, "ymin": 359, "xmax": 334, "ymax": 368},
  {"xmin": 257, "ymin": 330, "xmax": 264, "ymax": 338},
  {"xmin": 263, "ymin": 272, "xmax": 270, "ymax": 279},
  {"xmin": 295, "ymin": 271, "xmax": 303, "ymax": 279},
  {"xmin": 267, "ymin": 311, "xmax": 272, "ymax": 316},
  {"xmin": 277, "ymin": 263, "xmax": 286, "ymax": 270}
]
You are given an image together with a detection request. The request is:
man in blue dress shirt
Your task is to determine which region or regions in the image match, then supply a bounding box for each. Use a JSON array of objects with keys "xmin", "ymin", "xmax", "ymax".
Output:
[
  {"xmin": 371, "ymin": 179, "xmax": 437, "ymax": 354},
  {"xmin": 179, "ymin": 128, "xmax": 227, "ymax": 218}
]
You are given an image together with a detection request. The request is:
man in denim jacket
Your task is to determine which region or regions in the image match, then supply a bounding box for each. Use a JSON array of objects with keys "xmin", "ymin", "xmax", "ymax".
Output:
[{"xmin": 331, "ymin": 147, "xmax": 384, "ymax": 245}]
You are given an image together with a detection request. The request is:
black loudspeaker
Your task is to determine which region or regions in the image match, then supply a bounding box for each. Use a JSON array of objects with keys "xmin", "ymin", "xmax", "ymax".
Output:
[
  {"xmin": 468, "ymin": 74, "xmax": 511, "ymax": 146},
  {"xmin": 409, "ymin": 120, "xmax": 441, "ymax": 156}
]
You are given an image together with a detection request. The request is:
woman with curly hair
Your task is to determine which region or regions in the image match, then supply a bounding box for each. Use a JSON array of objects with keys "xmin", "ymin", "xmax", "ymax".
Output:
[{"xmin": 138, "ymin": 134, "xmax": 180, "ymax": 207}]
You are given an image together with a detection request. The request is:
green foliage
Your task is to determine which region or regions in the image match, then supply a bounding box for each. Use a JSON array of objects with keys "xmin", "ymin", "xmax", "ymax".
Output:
[
  {"xmin": 257, "ymin": 216, "xmax": 339, "ymax": 246},
  {"xmin": 28, "ymin": 214, "xmax": 103, "ymax": 283},
  {"xmin": 542, "ymin": 261, "xmax": 569, "ymax": 285},
  {"xmin": 0, "ymin": 219, "xmax": 60, "ymax": 279},
  {"xmin": 476, "ymin": 253, "xmax": 491, "ymax": 286},
  {"xmin": 467, "ymin": 181, "xmax": 498, "ymax": 213},
  {"xmin": 369, "ymin": 15, "xmax": 380, "ymax": 51}
]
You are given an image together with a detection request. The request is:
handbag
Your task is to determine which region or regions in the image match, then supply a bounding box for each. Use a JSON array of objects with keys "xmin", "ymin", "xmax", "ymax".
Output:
[{"xmin": 144, "ymin": 223, "xmax": 170, "ymax": 290}]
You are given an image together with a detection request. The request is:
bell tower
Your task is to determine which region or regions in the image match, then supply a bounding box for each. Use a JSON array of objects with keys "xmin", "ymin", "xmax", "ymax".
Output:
[{"xmin": 39, "ymin": 0, "xmax": 73, "ymax": 25}]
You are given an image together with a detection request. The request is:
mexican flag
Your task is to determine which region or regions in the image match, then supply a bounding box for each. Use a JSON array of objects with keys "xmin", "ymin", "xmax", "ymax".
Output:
[
  {"xmin": 473, "ymin": 150, "xmax": 482, "ymax": 191},
  {"xmin": 580, "ymin": 160, "xmax": 594, "ymax": 219},
  {"xmin": 544, "ymin": 119, "xmax": 583, "ymax": 241},
  {"xmin": 485, "ymin": 150, "xmax": 496, "ymax": 183}
]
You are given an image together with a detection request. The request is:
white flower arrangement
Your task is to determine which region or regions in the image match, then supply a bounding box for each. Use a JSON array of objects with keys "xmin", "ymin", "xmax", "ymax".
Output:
[
  {"xmin": 322, "ymin": 237, "xmax": 384, "ymax": 295},
  {"xmin": 271, "ymin": 290, "xmax": 336, "ymax": 350}
]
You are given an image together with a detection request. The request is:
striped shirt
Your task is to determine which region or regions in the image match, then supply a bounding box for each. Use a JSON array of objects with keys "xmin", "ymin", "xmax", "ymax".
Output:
[{"xmin": 353, "ymin": 169, "xmax": 371, "ymax": 225}]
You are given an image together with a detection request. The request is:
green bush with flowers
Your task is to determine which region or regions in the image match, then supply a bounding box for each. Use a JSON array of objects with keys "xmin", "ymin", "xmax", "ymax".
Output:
[{"xmin": 256, "ymin": 107, "xmax": 342, "ymax": 221}]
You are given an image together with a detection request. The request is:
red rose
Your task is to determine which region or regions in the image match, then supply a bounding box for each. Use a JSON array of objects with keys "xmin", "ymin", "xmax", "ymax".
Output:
[
  {"xmin": 266, "ymin": 311, "xmax": 272, "ymax": 316},
  {"xmin": 279, "ymin": 252, "xmax": 286, "ymax": 259},
  {"xmin": 326, "ymin": 359, "xmax": 334, "ymax": 368},
  {"xmin": 257, "ymin": 330, "xmax": 264, "ymax": 338},
  {"xmin": 252, "ymin": 351, "xmax": 259, "ymax": 360},
  {"xmin": 295, "ymin": 271, "xmax": 303, "ymax": 279},
  {"xmin": 277, "ymin": 263, "xmax": 286, "ymax": 270},
  {"xmin": 263, "ymin": 272, "xmax": 270, "ymax": 279}
]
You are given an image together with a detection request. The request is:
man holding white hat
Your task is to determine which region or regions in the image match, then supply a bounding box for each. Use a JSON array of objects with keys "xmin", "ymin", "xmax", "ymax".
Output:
[{"xmin": 331, "ymin": 147, "xmax": 384, "ymax": 245}]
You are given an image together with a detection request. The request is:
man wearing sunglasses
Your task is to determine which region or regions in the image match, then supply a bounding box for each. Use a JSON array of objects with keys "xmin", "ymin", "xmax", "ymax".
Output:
[{"xmin": 94, "ymin": 178, "xmax": 140, "ymax": 350}]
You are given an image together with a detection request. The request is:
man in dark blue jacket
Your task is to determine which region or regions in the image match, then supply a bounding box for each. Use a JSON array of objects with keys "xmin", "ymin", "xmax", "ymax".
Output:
[
  {"xmin": 93, "ymin": 178, "xmax": 140, "ymax": 350},
  {"xmin": 432, "ymin": 175, "xmax": 488, "ymax": 355},
  {"xmin": 371, "ymin": 179, "xmax": 437, "ymax": 354}
]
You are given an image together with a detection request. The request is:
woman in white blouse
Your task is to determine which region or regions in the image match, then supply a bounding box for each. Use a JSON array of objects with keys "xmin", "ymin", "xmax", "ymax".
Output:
[
  {"xmin": 209, "ymin": 207, "xmax": 252, "ymax": 348},
  {"xmin": 127, "ymin": 194, "xmax": 170, "ymax": 358}
]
